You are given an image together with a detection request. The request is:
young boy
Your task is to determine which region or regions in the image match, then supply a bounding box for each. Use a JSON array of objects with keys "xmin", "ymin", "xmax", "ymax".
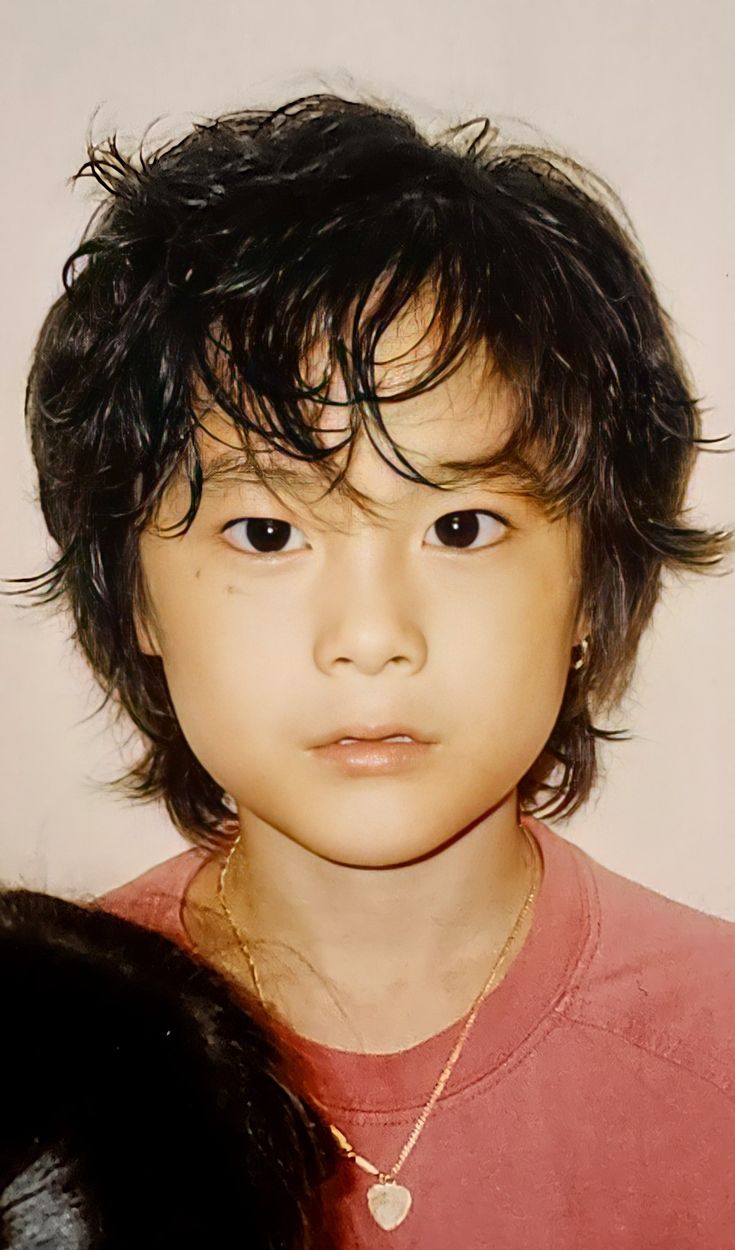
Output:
[{"xmin": 24, "ymin": 93, "xmax": 734, "ymax": 1246}]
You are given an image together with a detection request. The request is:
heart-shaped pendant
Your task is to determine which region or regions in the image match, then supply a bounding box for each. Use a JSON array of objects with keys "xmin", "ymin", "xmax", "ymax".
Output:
[{"xmin": 366, "ymin": 1181, "xmax": 412, "ymax": 1230}]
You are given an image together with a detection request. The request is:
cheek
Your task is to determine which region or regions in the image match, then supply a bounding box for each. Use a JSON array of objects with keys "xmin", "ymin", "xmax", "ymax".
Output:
[
  {"xmin": 153, "ymin": 582, "xmax": 300, "ymax": 780},
  {"xmin": 441, "ymin": 548, "xmax": 575, "ymax": 671},
  {"xmin": 445, "ymin": 565, "xmax": 576, "ymax": 755},
  {"xmin": 461, "ymin": 622, "xmax": 569, "ymax": 741}
]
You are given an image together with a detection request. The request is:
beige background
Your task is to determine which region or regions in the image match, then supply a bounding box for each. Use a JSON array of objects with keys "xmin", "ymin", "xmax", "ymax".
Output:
[{"xmin": 0, "ymin": 0, "xmax": 732, "ymax": 915}]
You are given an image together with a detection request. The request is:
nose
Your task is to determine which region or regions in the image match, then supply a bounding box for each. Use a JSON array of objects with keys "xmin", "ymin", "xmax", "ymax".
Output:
[{"xmin": 313, "ymin": 546, "xmax": 428, "ymax": 678}]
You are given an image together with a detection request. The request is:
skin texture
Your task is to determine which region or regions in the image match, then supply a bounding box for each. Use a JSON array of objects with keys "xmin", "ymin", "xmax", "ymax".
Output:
[{"xmin": 137, "ymin": 313, "xmax": 586, "ymax": 1050}]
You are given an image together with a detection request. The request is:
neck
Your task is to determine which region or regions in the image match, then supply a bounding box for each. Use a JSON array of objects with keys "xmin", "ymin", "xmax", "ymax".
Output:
[{"xmin": 201, "ymin": 791, "xmax": 540, "ymax": 1052}]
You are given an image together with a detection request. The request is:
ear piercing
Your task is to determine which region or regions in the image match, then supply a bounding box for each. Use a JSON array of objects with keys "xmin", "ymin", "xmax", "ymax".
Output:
[{"xmin": 571, "ymin": 637, "xmax": 590, "ymax": 671}]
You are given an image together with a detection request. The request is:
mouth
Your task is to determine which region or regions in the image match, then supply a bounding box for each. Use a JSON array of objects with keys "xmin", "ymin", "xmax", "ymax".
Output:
[
  {"xmin": 310, "ymin": 729, "xmax": 434, "ymax": 776},
  {"xmin": 313, "ymin": 726, "xmax": 432, "ymax": 748},
  {"xmin": 337, "ymin": 733, "xmax": 415, "ymax": 745}
]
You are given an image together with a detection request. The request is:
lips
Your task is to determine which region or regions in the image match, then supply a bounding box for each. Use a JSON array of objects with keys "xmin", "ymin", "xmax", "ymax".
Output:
[
  {"xmin": 338, "ymin": 734, "xmax": 413, "ymax": 744},
  {"xmin": 312, "ymin": 725, "xmax": 432, "ymax": 748},
  {"xmin": 311, "ymin": 732, "xmax": 433, "ymax": 776}
]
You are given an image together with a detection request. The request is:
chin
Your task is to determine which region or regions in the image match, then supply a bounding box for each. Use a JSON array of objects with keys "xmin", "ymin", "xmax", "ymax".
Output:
[{"xmin": 292, "ymin": 826, "xmax": 457, "ymax": 870}]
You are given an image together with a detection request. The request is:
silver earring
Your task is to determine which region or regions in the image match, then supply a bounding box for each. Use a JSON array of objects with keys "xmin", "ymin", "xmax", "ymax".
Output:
[{"xmin": 571, "ymin": 637, "xmax": 590, "ymax": 671}]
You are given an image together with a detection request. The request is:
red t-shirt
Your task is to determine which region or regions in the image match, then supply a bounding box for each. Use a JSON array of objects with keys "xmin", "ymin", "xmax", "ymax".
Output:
[{"xmin": 100, "ymin": 816, "xmax": 735, "ymax": 1248}]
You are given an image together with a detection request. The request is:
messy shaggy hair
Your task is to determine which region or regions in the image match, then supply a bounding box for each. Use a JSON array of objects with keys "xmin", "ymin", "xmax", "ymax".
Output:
[{"xmin": 20, "ymin": 92, "xmax": 729, "ymax": 844}]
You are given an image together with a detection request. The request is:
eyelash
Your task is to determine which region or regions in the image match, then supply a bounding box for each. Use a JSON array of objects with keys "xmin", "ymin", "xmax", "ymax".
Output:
[{"xmin": 222, "ymin": 510, "xmax": 510, "ymax": 556}]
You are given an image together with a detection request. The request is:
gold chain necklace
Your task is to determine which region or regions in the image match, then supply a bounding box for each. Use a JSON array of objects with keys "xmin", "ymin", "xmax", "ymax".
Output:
[{"xmin": 217, "ymin": 824, "xmax": 540, "ymax": 1232}]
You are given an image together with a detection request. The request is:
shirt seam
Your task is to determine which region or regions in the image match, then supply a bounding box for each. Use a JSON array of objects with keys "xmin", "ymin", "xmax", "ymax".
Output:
[
  {"xmin": 552, "ymin": 1007, "xmax": 735, "ymax": 1111},
  {"xmin": 553, "ymin": 842, "xmax": 735, "ymax": 1110}
]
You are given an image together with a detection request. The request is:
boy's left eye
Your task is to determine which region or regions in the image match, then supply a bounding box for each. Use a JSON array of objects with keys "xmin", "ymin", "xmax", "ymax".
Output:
[
  {"xmin": 425, "ymin": 510, "xmax": 507, "ymax": 549},
  {"xmin": 222, "ymin": 510, "xmax": 508, "ymax": 555}
]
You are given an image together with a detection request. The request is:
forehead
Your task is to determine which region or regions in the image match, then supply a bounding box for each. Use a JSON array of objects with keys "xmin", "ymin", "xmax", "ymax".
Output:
[{"xmin": 195, "ymin": 329, "xmax": 531, "ymax": 506}]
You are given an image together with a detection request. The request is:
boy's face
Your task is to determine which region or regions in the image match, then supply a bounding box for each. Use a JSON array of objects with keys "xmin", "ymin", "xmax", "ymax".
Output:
[{"xmin": 138, "ymin": 313, "xmax": 584, "ymax": 867}]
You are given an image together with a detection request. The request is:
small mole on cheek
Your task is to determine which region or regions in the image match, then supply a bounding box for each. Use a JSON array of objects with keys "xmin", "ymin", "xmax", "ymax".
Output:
[{"xmin": 194, "ymin": 568, "xmax": 201, "ymax": 580}]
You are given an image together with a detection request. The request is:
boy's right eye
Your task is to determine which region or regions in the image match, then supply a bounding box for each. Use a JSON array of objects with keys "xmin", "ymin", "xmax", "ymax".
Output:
[{"xmin": 223, "ymin": 518, "xmax": 309, "ymax": 555}]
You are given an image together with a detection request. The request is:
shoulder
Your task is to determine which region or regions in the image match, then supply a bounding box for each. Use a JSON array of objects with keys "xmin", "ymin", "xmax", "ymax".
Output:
[
  {"xmin": 560, "ymin": 839, "xmax": 735, "ymax": 1101},
  {"xmin": 97, "ymin": 848, "xmax": 209, "ymax": 945}
]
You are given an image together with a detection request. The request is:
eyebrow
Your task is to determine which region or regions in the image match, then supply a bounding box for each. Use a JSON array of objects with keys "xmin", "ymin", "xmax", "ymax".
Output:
[
  {"xmin": 199, "ymin": 447, "xmax": 546, "ymax": 500},
  {"xmin": 200, "ymin": 451, "xmax": 319, "ymax": 489},
  {"xmin": 432, "ymin": 450, "xmax": 546, "ymax": 496}
]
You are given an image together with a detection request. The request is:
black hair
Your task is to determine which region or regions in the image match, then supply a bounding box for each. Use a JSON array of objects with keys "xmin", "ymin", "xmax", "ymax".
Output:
[
  {"xmin": 19, "ymin": 91, "xmax": 730, "ymax": 841},
  {"xmin": 0, "ymin": 888, "xmax": 335, "ymax": 1248}
]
